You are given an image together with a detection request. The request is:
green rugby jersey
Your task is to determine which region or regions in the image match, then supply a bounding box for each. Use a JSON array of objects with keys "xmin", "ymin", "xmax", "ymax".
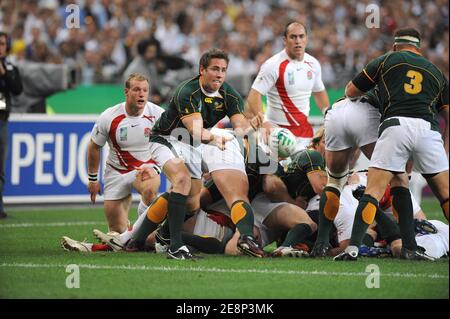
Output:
[
  {"xmin": 364, "ymin": 86, "xmax": 381, "ymax": 110},
  {"xmin": 240, "ymin": 137, "xmax": 281, "ymax": 200},
  {"xmin": 152, "ymin": 75, "xmax": 244, "ymax": 135},
  {"xmin": 276, "ymin": 149, "xmax": 325, "ymax": 202},
  {"xmin": 352, "ymin": 50, "xmax": 449, "ymax": 129}
]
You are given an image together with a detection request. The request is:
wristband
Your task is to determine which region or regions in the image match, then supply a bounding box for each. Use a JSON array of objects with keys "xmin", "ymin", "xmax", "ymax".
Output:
[
  {"xmin": 88, "ymin": 172, "xmax": 98, "ymax": 182},
  {"xmin": 149, "ymin": 164, "xmax": 161, "ymax": 175}
]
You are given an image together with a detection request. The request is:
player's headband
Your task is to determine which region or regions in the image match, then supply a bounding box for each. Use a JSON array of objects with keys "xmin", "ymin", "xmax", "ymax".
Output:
[{"xmin": 394, "ymin": 35, "xmax": 421, "ymax": 48}]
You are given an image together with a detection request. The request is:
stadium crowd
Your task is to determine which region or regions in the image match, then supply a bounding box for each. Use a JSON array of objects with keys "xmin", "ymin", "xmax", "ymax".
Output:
[{"xmin": 0, "ymin": 0, "xmax": 448, "ymax": 103}]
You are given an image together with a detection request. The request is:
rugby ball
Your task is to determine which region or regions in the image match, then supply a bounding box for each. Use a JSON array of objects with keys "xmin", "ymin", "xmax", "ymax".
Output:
[{"xmin": 268, "ymin": 128, "xmax": 296, "ymax": 158}]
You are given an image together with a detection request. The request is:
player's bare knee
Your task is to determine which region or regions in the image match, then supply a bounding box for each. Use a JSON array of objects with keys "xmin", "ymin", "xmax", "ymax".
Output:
[
  {"xmin": 171, "ymin": 172, "xmax": 191, "ymax": 194},
  {"xmin": 307, "ymin": 221, "xmax": 318, "ymax": 233},
  {"xmin": 186, "ymin": 193, "xmax": 201, "ymax": 213},
  {"xmin": 141, "ymin": 188, "xmax": 158, "ymax": 204},
  {"xmin": 390, "ymin": 173, "xmax": 409, "ymax": 188},
  {"xmin": 423, "ymin": 171, "xmax": 449, "ymax": 201}
]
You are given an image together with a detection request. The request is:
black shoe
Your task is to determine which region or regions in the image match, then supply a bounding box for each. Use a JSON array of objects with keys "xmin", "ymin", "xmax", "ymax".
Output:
[
  {"xmin": 0, "ymin": 211, "xmax": 7, "ymax": 219},
  {"xmin": 125, "ymin": 238, "xmax": 146, "ymax": 252},
  {"xmin": 400, "ymin": 247, "xmax": 435, "ymax": 261},
  {"xmin": 414, "ymin": 219, "xmax": 438, "ymax": 235},
  {"xmin": 334, "ymin": 250, "xmax": 358, "ymax": 261},
  {"xmin": 167, "ymin": 245, "xmax": 199, "ymax": 260},
  {"xmin": 310, "ymin": 242, "xmax": 330, "ymax": 258},
  {"xmin": 237, "ymin": 234, "xmax": 265, "ymax": 258}
]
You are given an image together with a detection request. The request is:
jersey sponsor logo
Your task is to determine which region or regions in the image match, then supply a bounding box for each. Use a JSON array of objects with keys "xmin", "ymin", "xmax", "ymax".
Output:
[
  {"xmin": 204, "ymin": 97, "xmax": 213, "ymax": 104},
  {"xmin": 119, "ymin": 127, "xmax": 127, "ymax": 141},
  {"xmin": 288, "ymin": 71, "xmax": 295, "ymax": 85},
  {"xmin": 307, "ymin": 70, "xmax": 313, "ymax": 80},
  {"xmin": 214, "ymin": 102, "xmax": 224, "ymax": 110},
  {"xmin": 131, "ymin": 124, "xmax": 139, "ymax": 127}
]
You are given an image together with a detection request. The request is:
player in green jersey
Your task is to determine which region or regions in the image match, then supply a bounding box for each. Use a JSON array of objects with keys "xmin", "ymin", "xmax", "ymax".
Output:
[
  {"xmin": 335, "ymin": 28, "xmax": 448, "ymax": 261},
  {"xmin": 126, "ymin": 49, "xmax": 264, "ymax": 259}
]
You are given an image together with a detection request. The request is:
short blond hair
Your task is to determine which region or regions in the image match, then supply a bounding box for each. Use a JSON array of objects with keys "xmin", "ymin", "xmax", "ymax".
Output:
[
  {"xmin": 125, "ymin": 73, "xmax": 149, "ymax": 88},
  {"xmin": 309, "ymin": 126, "xmax": 325, "ymax": 149}
]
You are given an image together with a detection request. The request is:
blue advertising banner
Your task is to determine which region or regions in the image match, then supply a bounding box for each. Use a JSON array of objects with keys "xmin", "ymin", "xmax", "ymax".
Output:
[{"xmin": 4, "ymin": 114, "xmax": 167, "ymax": 204}]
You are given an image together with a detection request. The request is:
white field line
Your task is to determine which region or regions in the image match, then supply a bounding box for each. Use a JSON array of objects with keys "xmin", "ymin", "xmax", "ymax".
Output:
[
  {"xmin": 0, "ymin": 263, "xmax": 448, "ymax": 280},
  {"xmin": 0, "ymin": 221, "xmax": 103, "ymax": 228}
]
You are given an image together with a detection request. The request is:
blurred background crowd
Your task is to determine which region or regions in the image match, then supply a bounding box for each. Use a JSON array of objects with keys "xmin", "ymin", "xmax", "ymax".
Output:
[{"xmin": 0, "ymin": 0, "xmax": 448, "ymax": 104}]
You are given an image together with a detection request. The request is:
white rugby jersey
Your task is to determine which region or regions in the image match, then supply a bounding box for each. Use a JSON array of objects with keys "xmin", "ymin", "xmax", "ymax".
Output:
[
  {"xmin": 91, "ymin": 102, "xmax": 164, "ymax": 173},
  {"xmin": 416, "ymin": 220, "xmax": 449, "ymax": 258},
  {"xmin": 252, "ymin": 50, "xmax": 325, "ymax": 137}
]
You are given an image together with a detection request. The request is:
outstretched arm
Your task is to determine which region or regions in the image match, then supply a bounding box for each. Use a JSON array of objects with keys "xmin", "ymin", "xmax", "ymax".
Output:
[
  {"xmin": 229, "ymin": 113, "xmax": 263, "ymax": 137},
  {"xmin": 87, "ymin": 140, "xmax": 102, "ymax": 203},
  {"xmin": 307, "ymin": 170, "xmax": 327, "ymax": 195},
  {"xmin": 245, "ymin": 89, "xmax": 273, "ymax": 140},
  {"xmin": 182, "ymin": 113, "xmax": 231, "ymax": 150},
  {"xmin": 312, "ymin": 90, "xmax": 330, "ymax": 114}
]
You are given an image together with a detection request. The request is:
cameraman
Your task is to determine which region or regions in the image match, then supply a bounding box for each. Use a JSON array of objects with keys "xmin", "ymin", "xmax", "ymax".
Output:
[{"xmin": 0, "ymin": 32, "xmax": 23, "ymax": 218}]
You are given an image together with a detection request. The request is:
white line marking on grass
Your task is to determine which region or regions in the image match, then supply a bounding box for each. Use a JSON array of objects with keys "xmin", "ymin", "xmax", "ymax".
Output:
[
  {"xmin": 1, "ymin": 263, "xmax": 447, "ymax": 280},
  {"xmin": 0, "ymin": 221, "xmax": 103, "ymax": 228}
]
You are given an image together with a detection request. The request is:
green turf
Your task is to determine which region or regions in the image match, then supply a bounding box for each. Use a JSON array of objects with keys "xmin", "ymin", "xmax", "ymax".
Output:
[{"xmin": 0, "ymin": 199, "xmax": 448, "ymax": 299}]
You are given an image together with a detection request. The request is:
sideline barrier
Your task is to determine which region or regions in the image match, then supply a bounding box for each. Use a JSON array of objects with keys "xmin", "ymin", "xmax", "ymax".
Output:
[
  {"xmin": 4, "ymin": 114, "xmax": 325, "ymax": 204},
  {"xmin": 4, "ymin": 114, "xmax": 168, "ymax": 204}
]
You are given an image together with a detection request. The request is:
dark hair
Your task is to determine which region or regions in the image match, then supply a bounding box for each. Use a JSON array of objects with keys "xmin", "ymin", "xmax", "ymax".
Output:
[
  {"xmin": 394, "ymin": 28, "xmax": 421, "ymax": 41},
  {"xmin": 283, "ymin": 21, "xmax": 308, "ymax": 37},
  {"xmin": 0, "ymin": 31, "xmax": 11, "ymax": 52},
  {"xmin": 199, "ymin": 48, "xmax": 229, "ymax": 72},
  {"xmin": 137, "ymin": 38, "xmax": 160, "ymax": 56}
]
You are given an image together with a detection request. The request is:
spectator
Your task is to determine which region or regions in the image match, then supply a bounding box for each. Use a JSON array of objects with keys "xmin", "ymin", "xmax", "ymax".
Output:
[
  {"xmin": 0, "ymin": 31, "xmax": 23, "ymax": 218},
  {"xmin": 1, "ymin": 0, "xmax": 447, "ymax": 105},
  {"xmin": 123, "ymin": 38, "xmax": 162, "ymax": 99}
]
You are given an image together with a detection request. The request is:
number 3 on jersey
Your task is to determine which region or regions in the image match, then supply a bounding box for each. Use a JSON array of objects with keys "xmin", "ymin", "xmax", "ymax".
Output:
[{"xmin": 404, "ymin": 70, "xmax": 423, "ymax": 94}]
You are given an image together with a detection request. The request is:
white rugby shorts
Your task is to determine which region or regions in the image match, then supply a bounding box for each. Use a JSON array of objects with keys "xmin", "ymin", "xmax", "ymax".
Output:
[
  {"xmin": 370, "ymin": 117, "xmax": 448, "ymax": 174},
  {"xmin": 325, "ymin": 98, "xmax": 380, "ymax": 151}
]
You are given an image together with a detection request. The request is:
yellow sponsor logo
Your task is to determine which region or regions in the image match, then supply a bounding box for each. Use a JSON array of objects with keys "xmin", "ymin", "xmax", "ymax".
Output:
[{"xmin": 204, "ymin": 97, "xmax": 213, "ymax": 103}]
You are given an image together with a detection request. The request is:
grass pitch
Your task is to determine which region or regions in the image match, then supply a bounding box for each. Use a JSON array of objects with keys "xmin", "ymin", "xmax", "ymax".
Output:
[{"xmin": 0, "ymin": 199, "xmax": 448, "ymax": 299}]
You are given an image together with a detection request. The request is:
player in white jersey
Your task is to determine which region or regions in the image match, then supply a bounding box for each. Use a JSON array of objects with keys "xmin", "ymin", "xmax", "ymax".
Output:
[
  {"xmin": 331, "ymin": 172, "xmax": 425, "ymax": 257},
  {"xmin": 87, "ymin": 73, "xmax": 164, "ymax": 233},
  {"xmin": 414, "ymin": 220, "xmax": 448, "ymax": 259},
  {"xmin": 246, "ymin": 21, "xmax": 330, "ymax": 151}
]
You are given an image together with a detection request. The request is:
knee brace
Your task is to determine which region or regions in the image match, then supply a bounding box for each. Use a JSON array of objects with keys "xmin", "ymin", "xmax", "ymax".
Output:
[{"xmin": 326, "ymin": 168, "xmax": 349, "ymax": 193}]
